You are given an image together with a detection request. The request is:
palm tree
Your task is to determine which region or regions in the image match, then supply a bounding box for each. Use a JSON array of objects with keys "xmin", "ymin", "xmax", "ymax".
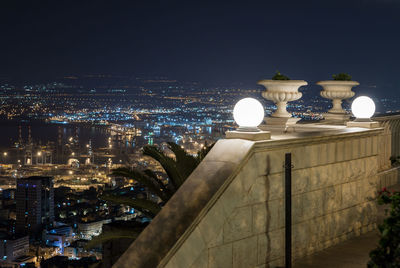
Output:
[{"xmin": 85, "ymin": 141, "xmax": 213, "ymax": 249}]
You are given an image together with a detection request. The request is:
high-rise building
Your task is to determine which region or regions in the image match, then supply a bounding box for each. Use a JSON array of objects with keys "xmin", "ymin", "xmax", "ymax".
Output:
[
  {"xmin": 0, "ymin": 235, "xmax": 29, "ymax": 262},
  {"xmin": 16, "ymin": 176, "xmax": 54, "ymax": 235}
]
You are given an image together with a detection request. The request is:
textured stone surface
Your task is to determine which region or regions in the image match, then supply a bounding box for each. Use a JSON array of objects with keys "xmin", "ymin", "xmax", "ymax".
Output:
[
  {"xmin": 238, "ymin": 157, "xmax": 261, "ymax": 192},
  {"xmin": 233, "ymin": 236, "xmax": 258, "ymax": 268},
  {"xmin": 189, "ymin": 250, "xmax": 208, "ymax": 268},
  {"xmin": 336, "ymin": 140, "xmax": 345, "ymax": 162},
  {"xmin": 301, "ymin": 189, "xmax": 324, "ymax": 221},
  {"xmin": 292, "ymin": 168, "xmax": 311, "ymax": 194},
  {"xmin": 258, "ymin": 149, "xmax": 285, "ymax": 175},
  {"xmin": 266, "ymin": 174, "xmax": 284, "ymax": 201},
  {"xmin": 257, "ymin": 229, "xmax": 284, "ymax": 265},
  {"xmin": 323, "ymin": 185, "xmax": 342, "ymax": 213},
  {"xmin": 198, "ymin": 199, "xmax": 227, "ymax": 248},
  {"xmin": 223, "ymin": 206, "xmax": 253, "ymax": 243},
  {"xmin": 173, "ymin": 227, "xmax": 206, "ymax": 268},
  {"xmin": 342, "ymin": 181, "xmax": 359, "ymax": 208},
  {"xmin": 245, "ymin": 175, "xmax": 270, "ymax": 204},
  {"xmin": 209, "ymin": 244, "xmax": 232, "ymax": 268},
  {"xmin": 253, "ymin": 200, "xmax": 281, "ymax": 234}
]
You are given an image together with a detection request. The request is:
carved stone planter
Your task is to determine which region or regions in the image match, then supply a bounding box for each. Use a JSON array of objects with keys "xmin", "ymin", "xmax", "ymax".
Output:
[
  {"xmin": 317, "ymin": 81, "xmax": 359, "ymax": 123},
  {"xmin": 257, "ymin": 80, "xmax": 307, "ymax": 126}
]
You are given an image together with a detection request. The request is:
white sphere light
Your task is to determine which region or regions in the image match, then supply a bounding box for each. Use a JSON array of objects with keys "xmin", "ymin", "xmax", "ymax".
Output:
[
  {"xmin": 233, "ymin": 98, "xmax": 264, "ymax": 131},
  {"xmin": 351, "ymin": 96, "xmax": 375, "ymax": 119}
]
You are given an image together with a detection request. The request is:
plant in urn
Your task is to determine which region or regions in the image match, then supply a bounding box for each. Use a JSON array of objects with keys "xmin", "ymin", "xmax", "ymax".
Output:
[
  {"xmin": 258, "ymin": 71, "xmax": 307, "ymax": 127},
  {"xmin": 317, "ymin": 73, "xmax": 359, "ymax": 123}
]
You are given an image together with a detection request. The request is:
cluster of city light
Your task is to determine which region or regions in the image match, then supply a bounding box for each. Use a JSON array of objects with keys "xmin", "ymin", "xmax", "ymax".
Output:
[{"xmin": 1, "ymin": 79, "xmax": 372, "ymax": 129}]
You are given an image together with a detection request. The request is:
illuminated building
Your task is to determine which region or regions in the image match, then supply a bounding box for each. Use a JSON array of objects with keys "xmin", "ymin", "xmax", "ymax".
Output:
[{"xmin": 16, "ymin": 176, "xmax": 54, "ymax": 235}]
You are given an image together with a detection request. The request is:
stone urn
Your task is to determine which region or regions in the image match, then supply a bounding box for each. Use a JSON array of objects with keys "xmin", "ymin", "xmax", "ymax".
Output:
[
  {"xmin": 317, "ymin": 81, "xmax": 359, "ymax": 122},
  {"xmin": 257, "ymin": 80, "xmax": 308, "ymax": 125}
]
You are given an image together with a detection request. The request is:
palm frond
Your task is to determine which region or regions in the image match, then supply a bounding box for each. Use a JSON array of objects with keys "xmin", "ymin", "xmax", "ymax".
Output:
[
  {"xmin": 87, "ymin": 141, "xmax": 215, "ymax": 256},
  {"xmin": 142, "ymin": 145, "xmax": 185, "ymax": 188},
  {"xmin": 166, "ymin": 142, "xmax": 198, "ymax": 179},
  {"xmin": 84, "ymin": 226, "xmax": 143, "ymax": 249},
  {"xmin": 101, "ymin": 194, "xmax": 161, "ymax": 217},
  {"xmin": 143, "ymin": 169, "xmax": 174, "ymax": 199},
  {"xmin": 195, "ymin": 142, "xmax": 215, "ymax": 164},
  {"xmin": 112, "ymin": 167, "xmax": 169, "ymax": 202}
]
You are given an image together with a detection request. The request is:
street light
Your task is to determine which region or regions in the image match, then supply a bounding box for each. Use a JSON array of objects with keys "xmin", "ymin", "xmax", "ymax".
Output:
[
  {"xmin": 347, "ymin": 96, "xmax": 379, "ymax": 128},
  {"xmin": 3, "ymin": 152, "xmax": 7, "ymax": 157},
  {"xmin": 226, "ymin": 97, "xmax": 271, "ymax": 141},
  {"xmin": 232, "ymin": 97, "xmax": 264, "ymax": 132},
  {"xmin": 351, "ymin": 96, "xmax": 375, "ymax": 120}
]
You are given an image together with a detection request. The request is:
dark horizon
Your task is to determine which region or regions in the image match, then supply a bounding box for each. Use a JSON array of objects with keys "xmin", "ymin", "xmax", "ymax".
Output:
[{"xmin": 1, "ymin": 0, "xmax": 400, "ymax": 96}]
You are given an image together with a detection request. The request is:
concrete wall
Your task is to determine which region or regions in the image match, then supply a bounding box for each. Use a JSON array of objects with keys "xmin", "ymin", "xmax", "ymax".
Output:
[{"xmin": 160, "ymin": 128, "xmax": 395, "ymax": 268}]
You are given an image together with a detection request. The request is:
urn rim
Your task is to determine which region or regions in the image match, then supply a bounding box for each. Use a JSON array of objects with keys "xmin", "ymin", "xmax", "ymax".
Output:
[
  {"xmin": 316, "ymin": 80, "xmax": 360, "ymax": 86},
  {"xmin": 257, "ymin": 80, "xmax": 308, "ymax": 86}
]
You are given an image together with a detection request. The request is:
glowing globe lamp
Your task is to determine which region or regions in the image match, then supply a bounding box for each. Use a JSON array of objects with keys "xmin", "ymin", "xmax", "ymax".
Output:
[
  {"xmin": 351, "ymin": 96, "xmax": 375, "ymax": 120},
  {"xmin": 233, "ymin": 98, "xmax": 264, "ymax": 131}
]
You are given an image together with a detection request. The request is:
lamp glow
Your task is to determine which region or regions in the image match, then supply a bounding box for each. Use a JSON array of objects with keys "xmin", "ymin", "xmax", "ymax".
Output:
[
  {"xmin": 233, "ymin": 98, "xmax": 264, "ymax": 131},
  {"xmin": 351, "ymin": 96, "xmax": 375, "ymax": 119}
]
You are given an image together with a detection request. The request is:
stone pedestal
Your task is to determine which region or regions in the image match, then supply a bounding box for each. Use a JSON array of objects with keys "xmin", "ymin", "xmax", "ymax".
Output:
[
  {"xmin": 264, "ymin": 117, "xmax": 301, "ymax": 126},
  {"xmin": 322, "ymin": 112, "xmax": 351, "ymax": 123},
  {"xmin": 346, "ymin": 121, "xmax": 380, "ymax": 128},
  {"xmin": 258, "ymin": 117, "xmax": 301, "ymax": 133},
  {"xmin": 225, "ymin": 130, "xmax": 271, "ymax": 141}
]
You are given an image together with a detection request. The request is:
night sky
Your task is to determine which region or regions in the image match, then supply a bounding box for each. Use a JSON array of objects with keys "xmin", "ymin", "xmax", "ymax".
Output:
[{"xmin": 1, "ymin": 0, "xmax": 399, "ymax": 96}]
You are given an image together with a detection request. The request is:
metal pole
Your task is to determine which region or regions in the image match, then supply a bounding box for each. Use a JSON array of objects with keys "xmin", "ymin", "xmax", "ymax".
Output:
[{"xmin": 285, "ymin": 153, "xmax": 292, "ymax": 268}]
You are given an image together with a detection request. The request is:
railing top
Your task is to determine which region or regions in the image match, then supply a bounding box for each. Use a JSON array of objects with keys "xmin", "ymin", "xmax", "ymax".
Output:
[{"xmin": 374, "ymin": 112, "xmax": 400, "ymax": 121}]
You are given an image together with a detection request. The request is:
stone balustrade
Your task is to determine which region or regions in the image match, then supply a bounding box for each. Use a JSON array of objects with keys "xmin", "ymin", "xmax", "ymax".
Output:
[
  {"xmin": 113, "ymin": 120, "xmax": 400, "ymax": 268},
  {"xmin": 375, "ymin": 114, "xmax": 400, "ymax": 167}
]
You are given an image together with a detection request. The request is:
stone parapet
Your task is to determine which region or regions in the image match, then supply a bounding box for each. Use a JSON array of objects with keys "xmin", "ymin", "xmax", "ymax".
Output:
[
  {"xmin": 374, "ymin": 114, "xmax": 400, "ymax": 170},
  {"xmin": 114, "ymin": 123, "xmax": 399, "ymax": 268}
]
